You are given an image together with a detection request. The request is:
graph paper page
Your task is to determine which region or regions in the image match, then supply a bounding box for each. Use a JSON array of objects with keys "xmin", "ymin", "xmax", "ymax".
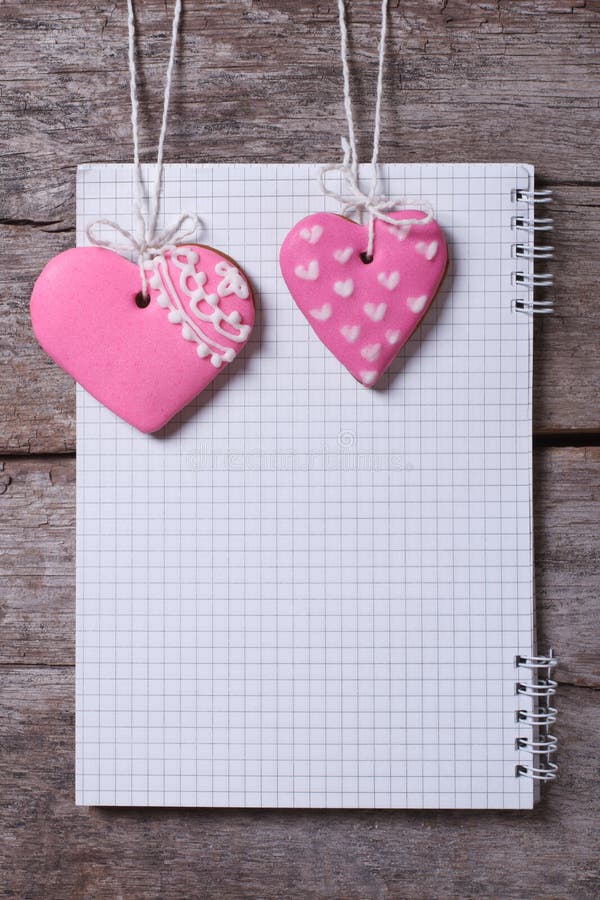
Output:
[{"xmin": 76, "ymin": 163, "xmax": 535, "ymax": 809}]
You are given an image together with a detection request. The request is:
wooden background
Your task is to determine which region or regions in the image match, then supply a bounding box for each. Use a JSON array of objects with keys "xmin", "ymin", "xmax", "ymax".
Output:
[{"xmin": 1, "ymin": 1, "xmax": 599, "ymax": 897}]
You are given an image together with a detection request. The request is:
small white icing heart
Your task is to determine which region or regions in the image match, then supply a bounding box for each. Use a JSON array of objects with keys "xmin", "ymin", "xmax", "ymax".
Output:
[
  {"xmin": 407, "ymin": 294, "xmax": 428, "ymax": 314},
  {"xmin": 156, "ymin": 294, "xmax": 170, "ymax": 308},
  {"xmin": 415, "ymin": 240, "xmax": 438, "ymax": 261},
  {"xmin": 385, "ymin": 329, "xmax": 401, "ymax": 345},
  {"xmin": 387, "ymin": 222, "xmax": 411, "ymax": 241},
  {"xmin": 377, "ymin": 271, "xmax": 400, "ymax": 291},
  {"xmin": 295, "ymin": 260, "xmax": 319, "ymax": 280},
  {"xmin": 196, "ymin": 342, "xmax": 210, "ymax": 358},
  {"xmin": 361, "ymin": 343, "xmax": 381, "ymax": 362},
  {"xmin": 334, "ymin": 247, "xmax": 353, "ymax": 264},
  {"xmin": 360, "ymin": 370, "xmax": 378, "ymax": 385},
  {"xmin": 334, "ymin": 279, "xmax": 354, "ymax": 298},
  {"xmin": 310, "ymin": 303, "xmax": 332, "ymax": 321},
  {"xmin": 167, "ymin": 309, "xmax": 183, "ymax": 324},
  {"xmin": 341, "ymin": 324, "xmax": 360, "ymax": 343},
  {"xmin": 364, "ymin": 302, "xmax": 387, "ymax": 322},
  {"xmin": 300, "ymin": 224, "xmax": 323, "ymax": 245}
]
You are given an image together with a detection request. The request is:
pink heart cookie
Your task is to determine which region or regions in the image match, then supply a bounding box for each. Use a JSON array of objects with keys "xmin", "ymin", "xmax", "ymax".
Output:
[
  {"xmin": 280, "ymin": 210, "xmax": 447, "ymax": 386},
  {"xmin": 30, "ymin": 244, "xmax": 255, "ymax": 433}
]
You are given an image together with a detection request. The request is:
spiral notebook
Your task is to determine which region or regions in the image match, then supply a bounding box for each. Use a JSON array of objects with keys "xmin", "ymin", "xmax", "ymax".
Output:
[{"xmin": 75, "ymin": 162, "xmax": 556, "ymax": 809}]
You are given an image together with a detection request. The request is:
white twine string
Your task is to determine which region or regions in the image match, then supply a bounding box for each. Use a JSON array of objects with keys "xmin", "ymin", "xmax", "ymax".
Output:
[
  {"xmin": 87, "ymin": 0, "xmax": 200, "ymax": 296},
  {"xmin": 321, "ymin": 0, "xmax": 432, "ymax": 259}
]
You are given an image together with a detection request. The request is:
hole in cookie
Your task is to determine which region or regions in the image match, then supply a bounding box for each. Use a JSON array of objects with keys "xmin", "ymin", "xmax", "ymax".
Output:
[
  {"xmin": 135, "ymin": 291, "xmax": 151, "ymax": 309},
  {"xmin": 359, "ymin": 251, "xmax": 373, "ymax": 265}
]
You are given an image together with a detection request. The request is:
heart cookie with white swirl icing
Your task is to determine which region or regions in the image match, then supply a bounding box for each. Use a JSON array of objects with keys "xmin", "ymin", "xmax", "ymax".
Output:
[
  {"xmin": 280, "ymin": 210, "xmax": 447, "ymax": 386},
  {"xmin": 31, "ymin": 244, "xmax": 254, "ymax": 432}
]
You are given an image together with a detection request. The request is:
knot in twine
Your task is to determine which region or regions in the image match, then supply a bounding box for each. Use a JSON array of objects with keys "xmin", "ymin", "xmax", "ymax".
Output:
[
  {"xmin": 86, "ymin": 212, "xmax": 202, "ymax": 297},
  {"xmin": 320, "ymin": 138, "xmax": 433, "ymax": 260}
]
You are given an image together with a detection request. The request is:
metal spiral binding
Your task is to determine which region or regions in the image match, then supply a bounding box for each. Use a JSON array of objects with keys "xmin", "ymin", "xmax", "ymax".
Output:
[
  {"xmin": 514, "ymin": 244, "xmax": 554, "ymax": 261},
  {"xmin": 513, "ymin": 188, "xmax": 553, "ymax": 204},
  {"xmin": 514, "ymin": 272, "xmax": 554, "ymax": 288},
  {"xmin": 515, "ymin": 651, "xmax": 558, "ymax": 782},
  {"xmin": 512, "ymin": 186, "xmax": 554, "ymax": 315},
  {"xmin": 513, "ymin": 216, "xmax": 554, "ymax": 232}
]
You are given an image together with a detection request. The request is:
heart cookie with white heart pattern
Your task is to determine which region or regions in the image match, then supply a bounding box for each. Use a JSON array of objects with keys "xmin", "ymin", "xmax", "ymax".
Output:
[
  {"xmin": 280, "ymin": 210, "xmax": 447, "ymax": 386},
  {"xmin": 31, "ymin": 244, "xmax": 254, "ymax": 432}
]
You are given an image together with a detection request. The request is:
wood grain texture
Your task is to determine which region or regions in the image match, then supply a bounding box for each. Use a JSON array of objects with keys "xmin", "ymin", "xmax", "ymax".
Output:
[
  {"xmin": 2, "ymin": 0, "xmax": 600, "ymax": 219},
  {"xmin": 0, "ymin": 226, "xmax": 75, "ymax": 454},
  {"xmin": 535, "ymin": 446, "xmax": 600, "ymax": 688},
  {"xmin": 1, "ymin": 668, "xmax": 598, "ymax": 900},
  {"xmin": 0, "ymin": 456, "xmax": 74, "ymax": 663},
  {"xmin": 1, "ymin": 1, "xmax": 600, "ymax": 896},
  {"xmin": 1, "ymin": 446, "xmax": 598, "ymax": 680},
  {"xmin": 1, "ymin": 0, "xmax": 600, "ymax": 451}
]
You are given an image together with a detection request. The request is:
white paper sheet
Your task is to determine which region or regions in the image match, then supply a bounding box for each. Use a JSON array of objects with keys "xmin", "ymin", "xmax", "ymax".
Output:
[{"xmin": 76, "ymin": 163, "xmax": 536, "ymax": 808}]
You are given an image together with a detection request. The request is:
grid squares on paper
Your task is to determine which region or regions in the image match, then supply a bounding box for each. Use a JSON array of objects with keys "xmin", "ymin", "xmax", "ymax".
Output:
[{"xmin": 75, "ymin": 163, "xmax": 535, "ymax": 809}]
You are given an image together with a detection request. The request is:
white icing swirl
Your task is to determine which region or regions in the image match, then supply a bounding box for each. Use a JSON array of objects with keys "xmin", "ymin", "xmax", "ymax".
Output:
[
  {"xmin": 147, "ymin": 248, "xmax": 251, "ymax": 368},
  {"xmin": 215, "ymin": 260, "xmax": 250, "ymax": 299}
]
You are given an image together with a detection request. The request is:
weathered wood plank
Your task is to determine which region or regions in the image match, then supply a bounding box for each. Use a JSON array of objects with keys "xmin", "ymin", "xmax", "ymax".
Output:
[
  {"xmin": 532, "ymin": 185, "xmax": 600, "ymax": 435},
  {"xmin": 0, "ymin": 456, "xmax": 74, "ymax": 663},
  {"xmin": 1, "ymin": 0, "xmax": 599, "ymax": 224},
  {"xmin": 1, "ymin": 667, "xmax": 598, "ymax": 899},
  {"xmin": 1, "ymin": 2, "xmax": 598, "ymax": 894},
  {"xmin": 0, "ymin": 226, "xmax": 75, "ymax": 454},
  {"xmin": 1, "ymin": 447, "xmax": 598, "ymax": 688},
  {"xmin": 535, "ymin": 446, "xmax": 600, "ymax": 687},
  {"xmin": 1, "ymin": 1, "xmax": 600, "ymax": 451},
  {"xmin": 2, "ymin": 183, "xmax": 600, "ymax": 453}
]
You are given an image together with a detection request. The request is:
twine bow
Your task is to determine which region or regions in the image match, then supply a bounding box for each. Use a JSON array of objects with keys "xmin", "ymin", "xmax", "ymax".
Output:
[
  {"xmin": 86, "ymin": 212, "xmax": 202, "ymax": 297},
  {"xmin": 320, "ymin": 138, "xmax": 433, "ymax": 259}
]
